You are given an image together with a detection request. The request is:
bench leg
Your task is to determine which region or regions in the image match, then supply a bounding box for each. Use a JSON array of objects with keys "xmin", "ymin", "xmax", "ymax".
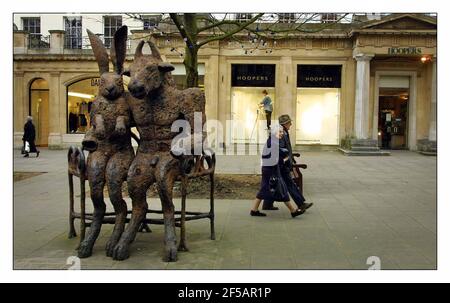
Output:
[
  {"xmin": 68, "ymin": 173, "xmax": 77, "ymax": 239},
  {"xmin": 78, "ymin": 176, "xmax": 86, "ymax": 249},
  {"xmin": 178, "ymin": 177, "xmax": 189, "ymax": 252},
  {"xmin": 209, "ymin": 173, "xmax": 216, "ymax": 240}
]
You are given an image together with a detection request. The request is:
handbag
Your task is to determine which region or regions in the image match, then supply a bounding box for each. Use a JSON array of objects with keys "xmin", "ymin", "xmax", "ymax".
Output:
[
  {"xmin": 268, "ymin": 165, "xmax": 288, "ymax": 201},
  {"xmin": 24, "ymin": 141, "xmax": 30, "ymax": 153}
]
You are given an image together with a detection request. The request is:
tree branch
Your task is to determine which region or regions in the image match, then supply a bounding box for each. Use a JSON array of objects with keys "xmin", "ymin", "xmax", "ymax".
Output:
[
  {"xmin": 169, "ymin": 13, "xmax": 196, "ymax": 49},
  {"xmin": 197, "ymin": 13, "xmax": 264, "ymax": 47}
]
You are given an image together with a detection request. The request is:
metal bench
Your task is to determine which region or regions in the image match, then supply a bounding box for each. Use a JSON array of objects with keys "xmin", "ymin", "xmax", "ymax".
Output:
[{"xmin": 67, "ymin": 146, "xmax": 216, "ymax": 252}]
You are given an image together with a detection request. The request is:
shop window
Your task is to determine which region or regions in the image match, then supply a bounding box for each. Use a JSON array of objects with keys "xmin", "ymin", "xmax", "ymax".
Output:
[
  {"xmin": 104, "ymin": 16, "xmax": 122, "ymax": 48},
  {"xmin": 296, "ymin": 65, "xmax": 341, "ymax": 145},
  {"xmin": 296, "ymin": 88, "xmax": 340, "ymax": 145},
  {"xmin": 67, "ymin": 78, "xmax": 99, "ymax": 134},
  {"xmin": 230, "ymin": 64, "xmax": 276, "ymax": 144}
]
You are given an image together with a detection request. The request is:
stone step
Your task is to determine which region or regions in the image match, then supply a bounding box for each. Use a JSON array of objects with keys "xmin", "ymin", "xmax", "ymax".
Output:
[
  {"xmin": 419, "ymin": 151, "xmax": 437, "ymax": 156},
  {"xmin": 338, "ymin": 148, "xmax": 391, "ymax": 156},
  {"xmin": 350, "ymin": 146, "xmax": 382, "ymax": 151},
  {"xmin": 350, "ymin": 139, "xmax": 379, "ymax": 147}
]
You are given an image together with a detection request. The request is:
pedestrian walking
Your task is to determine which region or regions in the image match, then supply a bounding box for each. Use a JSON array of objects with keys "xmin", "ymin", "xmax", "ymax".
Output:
[
  {"xmin": 250, "ymin": 124, "xmax": 304, "ymax": 218},
  {"xmin": 22, "ymin": 116, "xmax": 40, "ymax": 158},
  {"xmin": 262, "ymin": 114, "xmax": 313, "ymax": 212}
]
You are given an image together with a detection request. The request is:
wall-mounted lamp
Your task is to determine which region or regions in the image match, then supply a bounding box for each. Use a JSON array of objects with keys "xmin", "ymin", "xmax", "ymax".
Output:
[{"xmin": 421, "ymin": 56, "xmax": 431, "ymax": 63}]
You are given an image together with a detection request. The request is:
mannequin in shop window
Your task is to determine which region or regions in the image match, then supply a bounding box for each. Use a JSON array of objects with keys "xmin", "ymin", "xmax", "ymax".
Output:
[
  {"xmin": 78, "ymin": 100, "xmax": 89, "ymax": 132},
  {"xmin": 259, "ymin": 90, "xmax": 273, "ymax": 130},
  {"xmin": 68, "ymin": 110, "xmax": 78, "ymax": 133}
]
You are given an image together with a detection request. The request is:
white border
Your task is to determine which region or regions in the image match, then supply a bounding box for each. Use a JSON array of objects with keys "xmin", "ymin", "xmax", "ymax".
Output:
[{"xmin": 3, "ymin": 0, "xmax": 449, "ymax": 283}]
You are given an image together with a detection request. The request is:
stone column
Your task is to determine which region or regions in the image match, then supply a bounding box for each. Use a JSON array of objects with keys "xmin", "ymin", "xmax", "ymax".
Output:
[
  {"xmin": 14, "ymin": 72, "xmax": 25, "ymax": 148},
  {"xmin": 277, "ymin": 57, "xmax": 294, "ymax": 116},
  {"xmin": 353, "ymin": 53, "xmax": 374, "ymax": 139},
  {"xmin": 49, "ymin": 30, "xmax": 65, "ymax": 54},
  {"xmin": 48, "ymin": 72, "xmax": 63, "ymax": 149},
  {"xmin": 205, "ymin": 55, "xmax": 219, "ymax": 121},
  {"xmin": 342, "ymin": 53, "xmax": 387, "ymax": 154},
  {"xmin": 277, "ymin": 56, "xmax": 295, "ymax": 142},
  {"xmin": 13, "ymin": 30, "xmax": 28, "ymax": 54},
  {"xmin": 428, "ymin": 57, "xmax": 437, "ymax": 142}
]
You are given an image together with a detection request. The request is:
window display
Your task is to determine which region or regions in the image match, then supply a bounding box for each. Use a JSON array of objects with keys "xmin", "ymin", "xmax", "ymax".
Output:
[
  {"xmin": 230, "ymin": 64, "xmax": 276, "ymax": 144},
  {"xmin": 296, "ymin": 65, "xmax": 341, "ymax": 145},
  {"xmin": 67, "ymin": 78, "xmax": 98, "ymax": 133},
  {"xmin": 231, "ymin": 87, "xmax": 275, "ymax": 143},
  {"xmin": 295, "ymin": 88, "xmax": 340, "ymax": 145}
]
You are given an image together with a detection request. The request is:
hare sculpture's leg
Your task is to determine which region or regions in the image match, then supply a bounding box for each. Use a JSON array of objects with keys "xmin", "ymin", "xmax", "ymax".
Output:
[
  {"xmin": 105, "ymin": 147, "xmax": 134, "ymax": 257},
  {"xmin": 112, "ymin": 152, "xmax": 155, "ymax": 261},
  {"xmin": 78, "ymin": 151, "xmax": 108, "ymax": 258},
  {"xmin": 155, "ymin": 154, "xmax": 180, "ymax": 262}
]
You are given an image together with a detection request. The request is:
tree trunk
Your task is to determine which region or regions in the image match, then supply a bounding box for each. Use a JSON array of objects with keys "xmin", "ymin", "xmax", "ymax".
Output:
[
  {"xmin": 183, "ymin": 14, "xmax": 199, "ymax": 88},
  {"xmin": 184, "ymin": 46, "xmax": 199, "ymax": 88}
]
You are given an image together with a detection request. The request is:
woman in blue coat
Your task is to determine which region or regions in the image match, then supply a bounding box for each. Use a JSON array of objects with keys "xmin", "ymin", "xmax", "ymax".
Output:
[{"xmin": 250, "ymin": 125, "xmax": 304, "ymax": 218}]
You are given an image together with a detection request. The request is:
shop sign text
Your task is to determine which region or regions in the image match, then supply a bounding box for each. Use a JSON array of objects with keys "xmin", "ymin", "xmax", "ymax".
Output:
[{"xmin": 388, "ymin": 47, "xmax": 422, "ymax": 55}]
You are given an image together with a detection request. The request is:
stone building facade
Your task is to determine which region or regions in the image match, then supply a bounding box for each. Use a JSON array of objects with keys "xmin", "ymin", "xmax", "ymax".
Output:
[{"xmin": 13, "ymin": 13, "xmax": 437, "ymax": 152}]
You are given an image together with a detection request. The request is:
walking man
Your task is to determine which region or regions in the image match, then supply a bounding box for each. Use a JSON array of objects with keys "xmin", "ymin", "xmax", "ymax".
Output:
[{"xmin": 262, "ymin": 114, "xmax": 312, "ymax": 211}]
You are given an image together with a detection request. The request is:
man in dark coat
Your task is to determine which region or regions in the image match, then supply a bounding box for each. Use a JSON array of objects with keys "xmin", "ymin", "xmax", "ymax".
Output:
[
  {"xmin": 22, "ymin": 116, "xmax": 40, "ymax": 157},
  {"xmin": 262, "ymin": 114, "xmax": 312, "ymax": 211}
]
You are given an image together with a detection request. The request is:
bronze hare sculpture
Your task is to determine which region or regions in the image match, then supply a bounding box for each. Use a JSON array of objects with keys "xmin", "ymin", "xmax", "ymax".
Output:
[{"xmin": 78, "ymin": 25, "xmax": 135, "ymax": 258}]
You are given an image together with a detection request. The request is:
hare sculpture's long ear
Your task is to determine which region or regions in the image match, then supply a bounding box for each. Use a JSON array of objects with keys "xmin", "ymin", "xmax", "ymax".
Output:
[
  {"xmin": 87, "ymin": 29, "xmax": 109, "ymax": 74},
  {"xmin": 135, "ymin": 40, "xmax": 145, "ymax": 58},
  {"xmin": 147, "ymin": 40, "xmax": 162, "ymax": 60},
  {"xmin": 110, "ymin": 25, "xmax": 128, "ymax": 74}
]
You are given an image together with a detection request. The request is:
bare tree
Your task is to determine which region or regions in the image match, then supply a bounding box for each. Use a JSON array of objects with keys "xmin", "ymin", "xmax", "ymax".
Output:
[{"xmin": 127, "ymin": 13, "xmax": 351, "ymax": 88}]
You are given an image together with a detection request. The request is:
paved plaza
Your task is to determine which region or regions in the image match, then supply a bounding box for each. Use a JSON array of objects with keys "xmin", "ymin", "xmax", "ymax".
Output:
[{"xmin": 13, "ymin": 148, "xmax": 436, "ymax": 269}]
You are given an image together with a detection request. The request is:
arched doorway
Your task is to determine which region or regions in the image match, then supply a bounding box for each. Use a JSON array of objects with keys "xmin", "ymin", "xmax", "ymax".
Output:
[{"xmin": 29, "ymin": 78, "xmax": 49, "ymax": 146}]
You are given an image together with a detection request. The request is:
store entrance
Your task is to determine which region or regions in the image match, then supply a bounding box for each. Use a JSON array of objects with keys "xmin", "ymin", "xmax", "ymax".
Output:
[{"xmin": 378, "ymin": 87, "xmax": 409, "ymax": 150}]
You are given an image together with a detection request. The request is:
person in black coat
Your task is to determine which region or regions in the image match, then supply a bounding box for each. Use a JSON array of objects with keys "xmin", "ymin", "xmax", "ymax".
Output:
[
  {"xmin": 262, "ymin": 115, "xmax": 313, "ymax": 212},
  {"xmin": 250, "ymin": 124, "xmax": 304, "ymax": 218},
  {"xmin": 22, "ymin": 116, "xmax": 40, "ymax": 157}
]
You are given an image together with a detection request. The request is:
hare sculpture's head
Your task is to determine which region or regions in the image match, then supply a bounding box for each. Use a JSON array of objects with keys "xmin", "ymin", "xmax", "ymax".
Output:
[
  {"xmin": 126, "ymin": 40, "xmax": 175, "ymax": 99},
  {"xmin": 87, "ymin": 25, "xmax": 128, "ymax": 100}
]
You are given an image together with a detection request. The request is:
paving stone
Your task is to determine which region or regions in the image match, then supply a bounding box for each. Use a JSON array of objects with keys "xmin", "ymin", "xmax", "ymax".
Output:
[{"xmin": 13, "ymin": 149, "xmax": 436, "ymax": 269}]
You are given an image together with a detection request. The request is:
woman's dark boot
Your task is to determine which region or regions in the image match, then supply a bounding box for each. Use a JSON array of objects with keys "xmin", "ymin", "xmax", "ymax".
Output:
[{"xmin": 250, "ymin": 210, "xmax": 267, "ymax": 217}]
